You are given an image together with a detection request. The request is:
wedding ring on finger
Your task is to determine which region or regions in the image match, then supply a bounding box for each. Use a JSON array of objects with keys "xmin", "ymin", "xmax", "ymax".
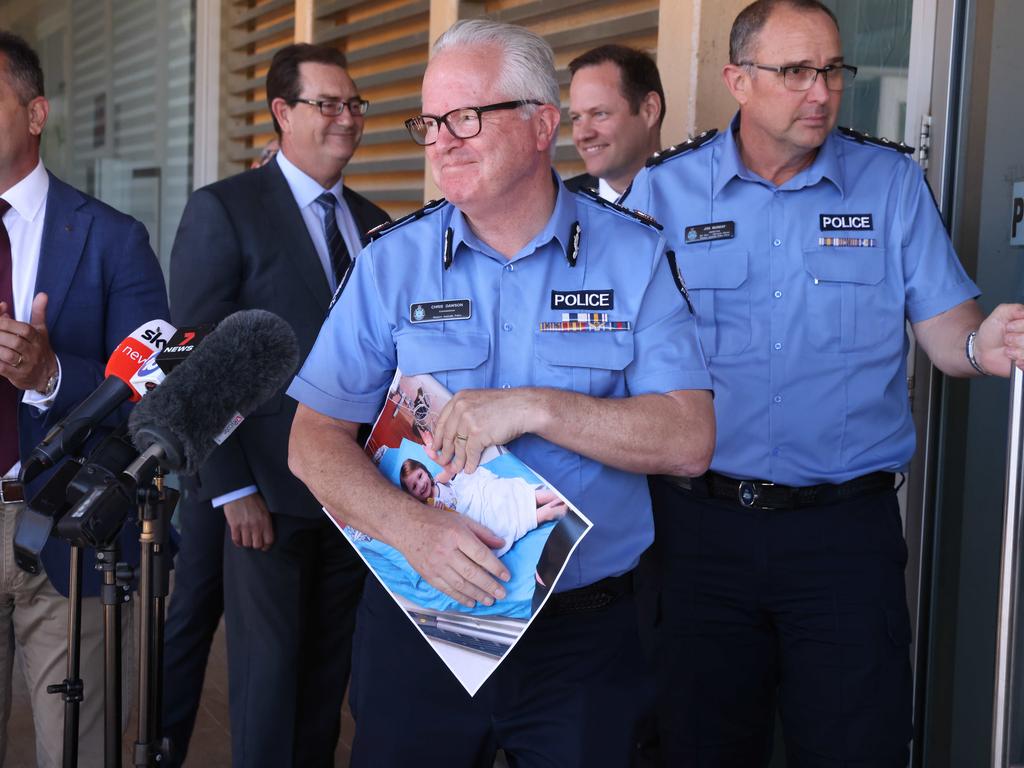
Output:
[
  {"xmin": 14, "ymin": 353, "xmax": 23, "ymax": 368},
  {"xmin": 455, "ymin": 433, "xmax": 468, "ymax": 442}
]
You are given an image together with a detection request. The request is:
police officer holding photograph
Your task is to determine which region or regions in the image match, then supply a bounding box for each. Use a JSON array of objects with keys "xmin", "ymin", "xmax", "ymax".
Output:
[
  {"xmin": 624, "ymin": 0, "xmax": 1024, "ymax": 765},
  {"xmin": 288, "ymin": 19, "xmax": 714, "ymax": 767}
]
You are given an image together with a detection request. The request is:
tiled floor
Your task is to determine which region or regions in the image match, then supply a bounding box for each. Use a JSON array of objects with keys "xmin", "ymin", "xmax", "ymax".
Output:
[{"xmin": 7, "ymin": 619, "xmax": 355, "ymax": 767}]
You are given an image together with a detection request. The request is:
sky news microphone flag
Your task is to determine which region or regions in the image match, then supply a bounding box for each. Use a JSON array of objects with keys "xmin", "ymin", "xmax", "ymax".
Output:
[{"xmin": 20, "ymin": 319, "xmax": 176, "ymax": 483}]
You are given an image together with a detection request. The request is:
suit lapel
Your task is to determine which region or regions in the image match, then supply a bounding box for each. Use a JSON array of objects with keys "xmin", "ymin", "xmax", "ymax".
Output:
[
  {"xmin": 342, "ymin": 187, "xmax": 383, "ymax": 247},
  {"xmin": 36, "ymin": 174, "xmax": 89, "ymax": 330},
  {"xmin": 259, "ymin": 162, "xmax": 331, "ymax": 313}
]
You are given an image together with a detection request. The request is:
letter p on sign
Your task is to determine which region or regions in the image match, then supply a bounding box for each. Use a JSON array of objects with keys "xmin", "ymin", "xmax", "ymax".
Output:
[{"xmin": 1013, "ymin": 182, "xmax": 1024, "ymax": 246}]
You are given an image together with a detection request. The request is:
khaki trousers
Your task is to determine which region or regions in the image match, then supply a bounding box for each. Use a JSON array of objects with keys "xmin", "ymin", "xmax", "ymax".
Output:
[{"xmin": 0, "ymin": 502, "xmax": 133, "ymax": 768}]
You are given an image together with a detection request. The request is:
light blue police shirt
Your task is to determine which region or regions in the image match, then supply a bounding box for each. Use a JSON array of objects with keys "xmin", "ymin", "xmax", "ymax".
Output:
[
  {"xmin": 625, "ymin": 119, "xmax": 979, "ymax": 486},
  {"xmin": 288, "ymin": 178, "xmax": 712, "ymax": 590}
]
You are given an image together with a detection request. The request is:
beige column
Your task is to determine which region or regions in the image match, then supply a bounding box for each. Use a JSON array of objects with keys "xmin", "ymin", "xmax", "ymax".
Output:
[
  {"xmin": 295, "ymin": 0, "xmax": 314, "ymax": 43},
  {"xmin": 658, "ymin": 0, "xmax": 748, "ymax": 145}
]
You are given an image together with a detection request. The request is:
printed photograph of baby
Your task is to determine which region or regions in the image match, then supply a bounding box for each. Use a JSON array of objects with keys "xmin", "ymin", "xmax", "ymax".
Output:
[{"xmin": 324, "ymin": 371, "xmax": 591, "ymax": 695}]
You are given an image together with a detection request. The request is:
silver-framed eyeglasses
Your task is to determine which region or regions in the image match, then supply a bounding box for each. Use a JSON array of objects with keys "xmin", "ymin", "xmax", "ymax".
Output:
[
  {"xmin": 290, "ymin": 97, "xmax": 370, "ymax": 117},
  {"xmin": 404, "ymin": 100, "xmax": 543, "ymax": 146},
  {"xmin": 740, "ymin": 63, "xmax": 858, "ymax": 92}
]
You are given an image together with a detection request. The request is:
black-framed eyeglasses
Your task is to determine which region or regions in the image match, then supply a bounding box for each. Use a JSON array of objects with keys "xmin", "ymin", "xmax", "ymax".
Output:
[
  {"xmin": 290, "ymin": 97, "xmax": 370, "ymax": 117},
  {"xmin": 404, "ymin": 100, "xmax": 543, "ymax": 146},
  {"xmin": 740, "ymin": 63, "xmax": 858, "ymax": 92}
]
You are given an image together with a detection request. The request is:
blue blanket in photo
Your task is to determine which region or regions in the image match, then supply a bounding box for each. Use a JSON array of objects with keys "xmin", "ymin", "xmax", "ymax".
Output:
[
  {"xmin": 348, "ymin": 521, "xmax": 554, "ymax": 619},
  {"xmin": 355, "ymin": 440, "xmax": 553, "ymax": 617}
]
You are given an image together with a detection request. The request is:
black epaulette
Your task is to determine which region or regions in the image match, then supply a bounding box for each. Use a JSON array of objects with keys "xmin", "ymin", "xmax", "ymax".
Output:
[
  {"xmin": 838, "ymin": 126, "xmax": 914, "ymax": 154},
  {"xmin": 645, "ymin": 129, "xmax": 718, "ymax": 167},
  {"xmin": 576, "ymin": 186, "xmax": 663, "ymax": 231},
  {"xmin": 367, "ymin": 198, "xmax": 447, "ymax": 241}
]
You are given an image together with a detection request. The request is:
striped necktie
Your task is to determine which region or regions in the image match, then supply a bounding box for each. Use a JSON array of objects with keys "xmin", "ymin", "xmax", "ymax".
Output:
[
  {"xmin": 314, "ymin": 191, "xmax": 352, "ymax": 289},
  {"xmin": 0, "ymin": 199, "xmax": 19, "ymax": 473}
]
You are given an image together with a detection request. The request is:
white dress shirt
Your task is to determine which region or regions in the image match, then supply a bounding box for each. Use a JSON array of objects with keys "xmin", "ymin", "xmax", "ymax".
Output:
[
  {"xmin": 597, "ymin": 177, "xmax": 623, "ymax": 204},
  {"xmin": 275, "ymin": 150, "xmax": 362, "ymax": 293}
]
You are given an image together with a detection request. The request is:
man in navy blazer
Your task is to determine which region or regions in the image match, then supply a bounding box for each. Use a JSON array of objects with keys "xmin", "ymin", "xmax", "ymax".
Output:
[
  {"xmin": 164, "ymin": 43, "xmax": 388, "ymax": 768},
  {"xmin": 0, "ymin": 31, "xmax": 168, "ymax": 766}
]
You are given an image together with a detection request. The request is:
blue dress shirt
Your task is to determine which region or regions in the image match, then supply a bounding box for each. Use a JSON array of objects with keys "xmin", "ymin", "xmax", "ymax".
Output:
[
  {"xmin": 625, "ymin": 119, "xmax": 979, "ymax": 486},
  {"xmin": 288, "ymin": 178, "xmax": 711, "ymax": 590}
]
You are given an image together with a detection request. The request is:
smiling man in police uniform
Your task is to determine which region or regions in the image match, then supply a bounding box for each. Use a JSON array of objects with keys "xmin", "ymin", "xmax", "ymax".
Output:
[
  {"xmin": 288, "ymin": 18, "xmax": 714, "ymax": 767},
  {"xmin": 624, "ymin": 0, "xmax": 1024, "ymax": 765}
]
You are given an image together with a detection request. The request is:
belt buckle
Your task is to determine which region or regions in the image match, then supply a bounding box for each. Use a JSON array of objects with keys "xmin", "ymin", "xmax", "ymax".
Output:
[
  {"xmin": 738, "ymin": 480, "xmax": 759, "ymax": 508},
  {"xmin": 1, "ymin": 479, "xmax": 21, "ymax": 505}
]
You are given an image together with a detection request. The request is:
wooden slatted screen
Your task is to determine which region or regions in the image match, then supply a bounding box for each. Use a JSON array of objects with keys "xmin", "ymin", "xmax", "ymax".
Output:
[
  {"xmin": 223, "ymin": 0, "xmax": 295, "ymax": 177},
  {"xmin": 315, "ymin": 0, "xmax": 430, "ymax": 218}
]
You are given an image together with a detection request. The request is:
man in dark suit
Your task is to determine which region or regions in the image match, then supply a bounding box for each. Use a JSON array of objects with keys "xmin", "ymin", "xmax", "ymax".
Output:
[
  {"xmin": 566, "ymin": 45, "xmax": 666, "ymax": 201},
  {"xmin": 0, "ymin": 30, "xmax": 168, "ymax": 765},
  {"xmin": 164, "ymin": 43, "xmax": 388, "ymax": 768}
]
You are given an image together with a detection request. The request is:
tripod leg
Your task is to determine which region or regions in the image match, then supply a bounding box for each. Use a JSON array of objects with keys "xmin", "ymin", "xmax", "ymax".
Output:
[
  {"xmin": 46, "ymin": 545, "xmax": 83, "ymax": 768},
  {"xmin": 98, "ymin": 543, "xmax": 126, "ymax": 768},
  {"xmin": 134, "ymin": 476, "xmax": 177, "ymax": 767}
]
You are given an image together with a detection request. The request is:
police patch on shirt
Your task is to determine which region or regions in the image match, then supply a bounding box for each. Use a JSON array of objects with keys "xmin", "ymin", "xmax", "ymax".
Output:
[
  {"xmin": 684, "ymin": 221, "xmax": 735, "ymax": 243},
  {"xmin": 819, "ymin": 213, "xmax": 874, "ymax": 231},
  {"xmin": 550, "ymin": 290, "xmax": 614, "ymax": 311},
  {"xmin": 409, "ymin": 299, "xmax": 472, "ymax": 323}
]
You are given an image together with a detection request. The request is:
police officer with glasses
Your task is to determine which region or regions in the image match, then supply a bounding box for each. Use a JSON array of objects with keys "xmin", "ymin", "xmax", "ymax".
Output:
[
  {"xmin": 288, "ymin": 19, "xmax": 714, "ymax": 767},
  {"xmin": 625, "ymin": 1, "xmax": 1024, "ymax": 766}
]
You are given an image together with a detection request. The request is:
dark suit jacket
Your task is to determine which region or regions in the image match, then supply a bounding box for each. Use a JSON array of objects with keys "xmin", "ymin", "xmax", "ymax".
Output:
[
  {"xmin": 563, "ymin": 173, "xmax": 600, "ymax": 194},
  {"xmin": 28, "ymin": 173, "xmax": 170, "ymax": 596},
  {"xmin": 168, "ymin": 159, "xmax": 389, "ymax": 520}
]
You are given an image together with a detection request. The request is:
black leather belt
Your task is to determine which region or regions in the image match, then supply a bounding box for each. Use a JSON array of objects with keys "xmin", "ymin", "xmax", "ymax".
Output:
[
  {"xmin": 543, "ymin": 571, "xmax": 633, "ymax": 617},
  {"xmin": 670, "ymin": 470, "xmax": 895, "ymax": 510},
  {"xmin": 0, "ymin": 479, "xmax": 25, "ymax": 505}
]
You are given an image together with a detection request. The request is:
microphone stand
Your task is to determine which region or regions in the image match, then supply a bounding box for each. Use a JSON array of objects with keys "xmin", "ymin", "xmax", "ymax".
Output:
[
  {"xmin": 96, "ymin": 541, "xmax": 133, "ymax": 768},
  {"xmin": 47, "ymin": 544, "xmax": 85, "ymax": 768},
  {"xmin": 132, "ymin": 469, "xmax": 176, "ymax": 767}
]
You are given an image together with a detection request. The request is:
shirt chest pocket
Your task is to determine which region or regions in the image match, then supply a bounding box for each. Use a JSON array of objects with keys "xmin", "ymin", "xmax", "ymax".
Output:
[
  {"xmin": 395, "ymin": 330, "xmax": 490, "ymax": 392},
  {"xmin": 533, "ymin": 330, "xmax": 634, "ymax": 397},
  {"xmin": 803, "ymin": 248, "xmax": 892, "ymax": 352},
  {"xmin": 676, "ymin": 248, "xmax": 751, "ymax": 357}
]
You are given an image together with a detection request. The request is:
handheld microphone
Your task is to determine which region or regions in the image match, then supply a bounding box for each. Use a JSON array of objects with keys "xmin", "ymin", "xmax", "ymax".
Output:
[
  {"xmin": 128, "ymin": 309, "xmax": 299, "ymax": 479},
  {"xmin": 20, "ymin": 319, "xmax": 176, "ymax": 484}
]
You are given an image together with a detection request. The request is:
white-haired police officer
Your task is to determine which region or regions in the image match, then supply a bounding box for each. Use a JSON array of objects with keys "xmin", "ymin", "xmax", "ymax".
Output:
[{"xmin": 288, "ymin": 18, "xmax": 715, "ymax": 768}]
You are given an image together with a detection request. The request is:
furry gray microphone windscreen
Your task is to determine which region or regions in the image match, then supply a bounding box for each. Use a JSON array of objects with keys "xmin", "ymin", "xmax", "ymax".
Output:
[{"xmin": 128, "ymin": 309, "xmax": 300, "ymax": 475}]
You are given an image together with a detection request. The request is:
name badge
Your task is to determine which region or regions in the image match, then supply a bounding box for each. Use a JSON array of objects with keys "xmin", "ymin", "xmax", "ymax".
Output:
[
  {"xmin": 685, "ymin": 221, "xmax": 735, "ymax": 244},
  {"xmin": 550, "ymin": 290, "xmax": 614, "ymax": 310},
  {"xmin": 820, "ymin": 213, "xmax": 874, "ymax": 231},
  {"xmin": 409, "ymin": 299, "xmax": 472, "ymax": 323}
]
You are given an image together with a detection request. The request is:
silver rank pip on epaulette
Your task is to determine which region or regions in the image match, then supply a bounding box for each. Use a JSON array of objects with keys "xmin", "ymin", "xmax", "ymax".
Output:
[
  {"xmin": 574, "ymin": 186, "xmax": 663, "ymax": 231},
  {"xmin": 645, "ymin": 129, "xmax": 719, "ymax": 167},
  {"xmin": 366, "ymin": 197, "xmax": 447, "ymax": 242},
  {"xmin": 837, "ymin": 126, "xmax": 914, "ymax": 155}
]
